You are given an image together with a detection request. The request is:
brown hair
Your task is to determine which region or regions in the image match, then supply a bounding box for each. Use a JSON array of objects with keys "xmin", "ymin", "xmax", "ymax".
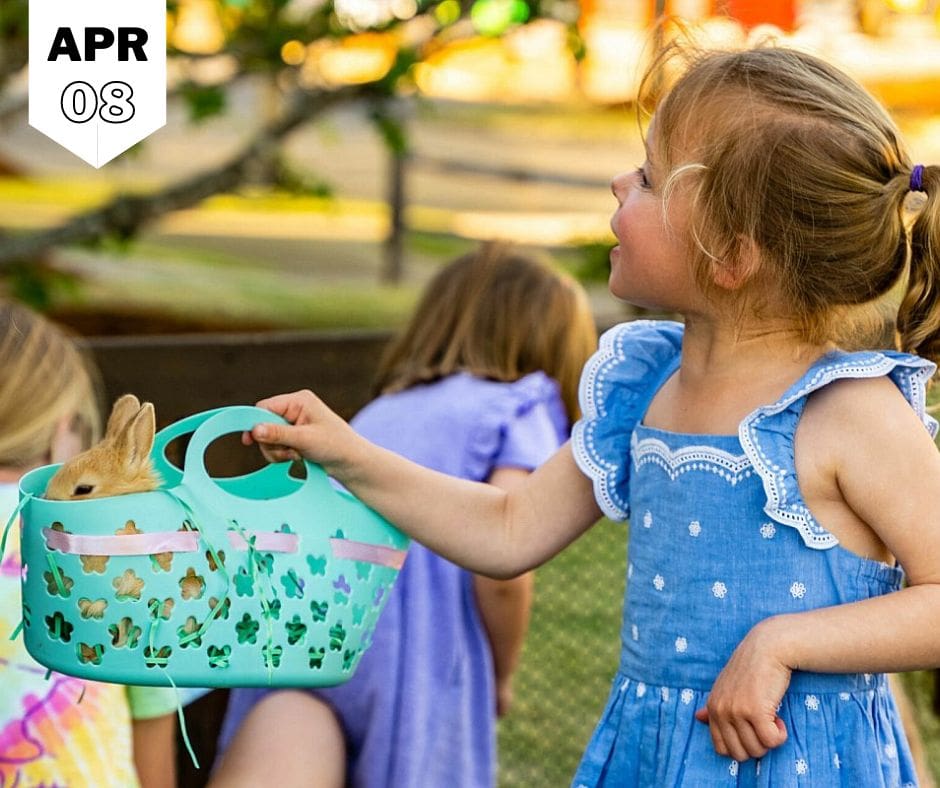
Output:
[
  {"xmin": 0, "ymin": 301, "xmax": 102, "ymax": 469},
  {"xmin": 641, "ymin": 42, "xmax": 940, "ymax": 364},
  {"xmin": 374, "ymin": 243, "xmax": 597, "ymax": 423}
]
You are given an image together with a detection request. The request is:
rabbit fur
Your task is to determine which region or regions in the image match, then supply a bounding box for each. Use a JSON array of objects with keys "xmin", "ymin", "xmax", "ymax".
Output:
[{"xmin": 45, "ymin": 394, "xmax": 162, "ymax": 500}]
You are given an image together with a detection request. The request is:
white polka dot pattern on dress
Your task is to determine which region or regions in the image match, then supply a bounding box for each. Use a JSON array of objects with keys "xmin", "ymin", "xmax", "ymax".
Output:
[
  {"xmin": 688, "ymin": 520, "xmax": 702, "ymax": 537},
  {"xmin": 789, "ymin": 581, "xmax": 806, "ymax": 599},
  {"xmin": 805, "ymin": 695, "xmax": 819, "ymax": 711},
  {"xmin": 627, "ymin": 562, "xmax": 634, "ymax": 579},
  {"xmin": 661, "ymin": 687, "xmax": 669, "ymax": 702},
  {"xmin": 631, "ymin": 624, "xmax": 639, "ymax": 641},
  {"xmin": 839, "ymin": 692, "xmax": 850, "ymax": 701},
  {"xmin": 884, "ymin": 743, "xmax": 897, "ymax": 760},
  {"xmin": 675, "ymin": 636, "xmax": 688, "ymax": 653},
  {"xmin": 636, "ymin": 682, "xmax": 646, "ymax": 698},
  {"xmin": 833, "ymin": 753, "xmax": 841, "ymax": 769},
  {"xmin": 729, "ymin": 761, "xmax": 739, "ymax": 777},
  {"xmin": 653, "ymin": 574, "xmax": 665, "ymax": 591},
  {"xmin": 760, "ymin": 522, "xmax": 776, "ymax": 539},
  {"xmin": 681, "ymin": 689, "xmax": 694, "ymax": 705},
  {"xmin": 643, "ymin": 510, "xmax": 653, "ymax": 528},
  {"xmin": 711, "ymin": 581, "xmax": 727, "ymax": 599},
  {"xmin": 795, "ymin": 759, "xmax": 808, "ymax": 775}
]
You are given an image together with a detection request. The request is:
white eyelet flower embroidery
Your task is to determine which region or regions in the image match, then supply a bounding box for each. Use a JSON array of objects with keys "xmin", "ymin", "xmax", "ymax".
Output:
[
  {"xmin": 805, "ymin": 695, "xmax": 819, "ymax": 711},
  {"xmin": 711, "ymin": 581, "xmax": 727, "ymax": 599},
  {"xmin": 789, "ymin": 581, "xmax": 806, "ymax": 599},
  {"xmin": 675, "ymin": 636, "xmax": 688, "ymax": 653},
  {"xmin": 653, "ymin": 574, "xmax": 665, "ymax": 591},
  {"xmin": 688, "ymin": 520, "xmax": 702, "ymax": 537},
  {"xmin": 661, "ymin": 687, "xmax": 669, "ymax": 702},
  {"xmin": 864, "ymin": 673, "xmax": 873, "ymax": 684},
  {"xmin": 643, "ymin": 510, "xmax": 653, "ymax": 528},
  {"xmin": 833, "ymin": 753, "xmax": 841, "ymax": 769},
  {"xmin": 636, "ymin": 682, "xmax": 646, "ymax": 698},
  {"xmin": 729, "ymin": 761, "xmax": 739, "ymax": 777},
  {"xmin": 681, "ymin": 689, "xmax": 694, "ymax": 705},
  {"xmin": 756, "ymin": 760, "xmax": 761, "ymax": 777},
  {"xmin": 631, "ymin": 624, "xmax": 639, "ymax": 641},
  {"xmin": 795, "ymin": 759, "xmax": 808, "ymax": 775},
  {"xmin": 760, "ymin": 522, "xmax": 776, "ymax": 539},
  {"xmin": 884, "ymin": 743, "xmax": 897, "ymax": 760},
  {"xmin": 627, "ymin": 562, "xmax": 634, "ymax": 579},
  {"xmin": 839, "ymin": 692, "xmax": 850, "ymax": 701}
]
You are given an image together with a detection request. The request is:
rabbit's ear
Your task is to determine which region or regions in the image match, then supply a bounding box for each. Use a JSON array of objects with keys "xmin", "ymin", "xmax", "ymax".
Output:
[
  {"xmin": 115, "ymin": 403, "xmax": 156, "ymax": 470},
  {"xmin": 106, "ymin": 394, "xmax": 142, "ymax": 439}
]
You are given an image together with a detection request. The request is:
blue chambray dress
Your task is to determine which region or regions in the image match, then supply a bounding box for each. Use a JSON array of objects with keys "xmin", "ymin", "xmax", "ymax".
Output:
[{"xmin": 570, "ymin": 320, "xmax": 938, "ymax": 788}]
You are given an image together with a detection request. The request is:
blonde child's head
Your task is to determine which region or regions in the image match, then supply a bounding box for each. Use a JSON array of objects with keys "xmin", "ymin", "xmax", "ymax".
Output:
[
  {"xmin": 374, "ymin": 242, "xmax": 597, "ymax": 422},
  {"xmin": 643, "ymin": 43, "xmax": 940, "ymax": 362},
  {"xmin": 0, "ymin": 301, "xmax": 102, "ymax": 470}
]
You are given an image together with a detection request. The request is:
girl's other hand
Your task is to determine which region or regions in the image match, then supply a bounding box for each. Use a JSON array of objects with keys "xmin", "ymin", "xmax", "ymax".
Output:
[
  {"xmin": 241, "ymin": 390, "xmax": 360, "ymax": 473},
  {"xmin": 694, "ymin": 618, "xmax": 792, "ymax": 762}
]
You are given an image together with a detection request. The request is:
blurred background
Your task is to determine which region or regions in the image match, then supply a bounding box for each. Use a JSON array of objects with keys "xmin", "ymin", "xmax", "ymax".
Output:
[{"xmin": 2, "ymin": 0, "xmax": 940, "ymax": 784}]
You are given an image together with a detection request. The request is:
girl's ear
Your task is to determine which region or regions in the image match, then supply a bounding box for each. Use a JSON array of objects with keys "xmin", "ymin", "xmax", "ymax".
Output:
[
  {"xmin": 711, "ymin": 236, "xmax": 761, "ymax": 291},
  {"xmin": 49, "ymin": 413, "xmax": 84, "ymax": 464},
  {"xmin": 105, "ymin": 394, "xmax": 142, "ymax": 439}
]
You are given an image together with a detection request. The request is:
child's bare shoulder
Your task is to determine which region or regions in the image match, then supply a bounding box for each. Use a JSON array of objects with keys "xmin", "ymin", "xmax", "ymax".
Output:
[{"xmin": 802, "ymin": 375, "xmax": 930, "ymax": 445}]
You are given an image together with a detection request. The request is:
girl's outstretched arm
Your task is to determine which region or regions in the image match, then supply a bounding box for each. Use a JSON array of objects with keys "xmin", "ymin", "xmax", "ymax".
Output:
[
  {"xmin": 248, "ymin": 390, "xmax": 603, "ymax": 578},
  {"xmin": 698, "ymin": 376, "xmax": 940, "ymax": 762}
]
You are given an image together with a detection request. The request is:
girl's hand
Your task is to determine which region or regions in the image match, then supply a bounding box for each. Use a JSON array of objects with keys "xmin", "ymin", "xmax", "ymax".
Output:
[
  {"xmin": 242, "ymin": 390, "xmax": 362, "ymax": 474},
  {"xmin": 694, "ymin": 619, "xmax": 792, "ymax": 762}
]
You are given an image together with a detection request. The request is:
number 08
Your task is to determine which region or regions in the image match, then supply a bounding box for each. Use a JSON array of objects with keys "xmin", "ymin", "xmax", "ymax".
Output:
[{"xmin": 60, "ymin": 80, "xmax": 135, "ymax": 124}]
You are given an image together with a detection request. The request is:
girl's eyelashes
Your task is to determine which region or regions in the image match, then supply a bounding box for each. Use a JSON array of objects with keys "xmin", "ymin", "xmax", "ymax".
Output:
[{"xmin": 634, "ymin": 166, "xmax": 651, "ymax": 189}]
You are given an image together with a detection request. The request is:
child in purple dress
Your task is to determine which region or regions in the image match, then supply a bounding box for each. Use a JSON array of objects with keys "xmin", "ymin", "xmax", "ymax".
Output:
[{"xmin": 212, "ymin": 244, "xmax": 597, "ymax": 787}]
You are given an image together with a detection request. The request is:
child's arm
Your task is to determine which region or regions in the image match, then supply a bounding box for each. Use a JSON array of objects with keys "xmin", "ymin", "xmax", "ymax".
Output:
[
  {"xmin": 698, "ymin": 377, "xmax": 940, "ymax": 763},
  {"xmin": 131, "ymin": 714, "xmax": 176, "ymax": 788},
  {"xmin": 473, "ymin": 467, "xmax": 535, "ymax": 716},
  {"xmin": 248, "ymin": 391, "xmax": 603, "ymax": 578}
]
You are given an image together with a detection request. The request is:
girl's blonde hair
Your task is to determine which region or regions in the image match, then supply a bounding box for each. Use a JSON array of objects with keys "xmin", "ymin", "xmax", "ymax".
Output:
[
  {"xmin": 643, "ymin": 43, "xmax": 940, "ymax": 364},
  {"xmin": 374, "ymin": 242, "xmax": 597, "ymax": 423},
  {"xmin": 0, "ymin": 301, "xmax": 102, "ymax": 469}
]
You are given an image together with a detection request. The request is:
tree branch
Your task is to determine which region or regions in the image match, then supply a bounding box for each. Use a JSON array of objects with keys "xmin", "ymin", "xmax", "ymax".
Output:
[{"xmin": 0, "ymin": 83, "xmax": 370, "ymax": 268}]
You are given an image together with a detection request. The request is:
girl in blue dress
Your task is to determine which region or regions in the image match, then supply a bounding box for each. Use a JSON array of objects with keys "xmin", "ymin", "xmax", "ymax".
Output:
[{"xmin": 240, "ymin": 44, "xmax": 940, "ymax": 787}]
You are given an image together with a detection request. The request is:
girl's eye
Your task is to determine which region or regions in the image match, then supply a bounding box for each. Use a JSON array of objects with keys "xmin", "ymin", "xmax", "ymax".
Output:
[{"xmin": 635, "ymin": 166, "xmax": 651, "ymax": 189}]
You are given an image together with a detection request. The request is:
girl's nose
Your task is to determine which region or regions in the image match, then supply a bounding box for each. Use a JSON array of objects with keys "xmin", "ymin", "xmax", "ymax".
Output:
[{"xmin": 611, "ymin": 172, "xmax": 629, "ymax": 203}]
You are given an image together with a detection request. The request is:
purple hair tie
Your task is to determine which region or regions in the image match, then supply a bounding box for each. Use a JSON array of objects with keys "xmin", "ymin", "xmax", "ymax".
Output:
[{"xmin": 910, "ymin": 164, "xmax": 926, "ymax": 193}]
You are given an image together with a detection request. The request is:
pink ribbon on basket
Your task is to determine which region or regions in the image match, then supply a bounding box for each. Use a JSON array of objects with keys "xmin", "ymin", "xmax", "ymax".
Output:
[
  {"xmin": 41, "ymin": 527, "xmax": 405, "ymax": 568},
  {"xmin": 41, "ymin": 528, "xmax": 298, "ymax": 555}
]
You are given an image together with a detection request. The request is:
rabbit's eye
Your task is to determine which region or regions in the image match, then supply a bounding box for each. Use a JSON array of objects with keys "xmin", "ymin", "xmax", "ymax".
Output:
[{"xmin": 73, "ymin": 484, "xmax": 94, "ymax": 496}]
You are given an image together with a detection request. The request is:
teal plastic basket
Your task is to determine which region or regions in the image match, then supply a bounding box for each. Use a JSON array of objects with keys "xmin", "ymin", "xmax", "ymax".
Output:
[{"xmin": 16, "ymin": 406, "xmax": 409, "ymax": 688}]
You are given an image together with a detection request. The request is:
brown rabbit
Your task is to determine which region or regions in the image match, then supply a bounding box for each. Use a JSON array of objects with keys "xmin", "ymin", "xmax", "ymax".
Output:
[{"xmin": 45, "ymin": 393, "xmax": 162, "ymax": 500}]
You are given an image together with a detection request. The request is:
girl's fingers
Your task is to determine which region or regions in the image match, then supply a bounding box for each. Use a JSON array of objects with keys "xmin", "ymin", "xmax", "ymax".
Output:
[
  {"xmin": 707, "ymin": 718, "xmax": 730, "ymax": 759},
  {"xmin": 755, "ymin": 715, "xmax": 788, "ymax": 749},
  {"xmin": 729, "ymin": 719, "xmax": 769, "ymax": 759}
]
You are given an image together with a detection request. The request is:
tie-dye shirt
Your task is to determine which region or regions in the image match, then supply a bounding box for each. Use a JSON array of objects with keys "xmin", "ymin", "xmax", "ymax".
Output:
[{"xmin": 0, "ymin": 482, "xmax": 174, "ymax": 788}]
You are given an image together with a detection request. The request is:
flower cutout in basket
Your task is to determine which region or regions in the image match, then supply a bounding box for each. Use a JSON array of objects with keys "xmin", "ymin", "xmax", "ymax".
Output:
[
  {"xmin": 113, "ymin": 569, "xmax": 144, "ymax": 601},
  {"xmin": 109, "ymin": 616, "xmax": 141, "ymax": 649}
]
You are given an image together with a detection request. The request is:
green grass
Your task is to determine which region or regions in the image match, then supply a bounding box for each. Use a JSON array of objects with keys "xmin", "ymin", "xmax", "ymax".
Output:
[{"xmin": 498, "ymin": 520, "xmax": 626, "ymax": 786}]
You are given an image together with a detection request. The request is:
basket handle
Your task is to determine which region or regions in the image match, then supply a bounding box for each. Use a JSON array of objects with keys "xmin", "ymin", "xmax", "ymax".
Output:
[
  {"xmin": 181, "ymin": 406, "xmax": 335, "ymax": 506},
  {"xmin": 151, "ymin": 407, "xmax": 230, "ymax": 486}
]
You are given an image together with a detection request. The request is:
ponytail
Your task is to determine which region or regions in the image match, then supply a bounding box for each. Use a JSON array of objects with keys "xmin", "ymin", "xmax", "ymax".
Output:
[{"xmin": 898, "ymin": 164, "xmax": 940, "ymax": 368}]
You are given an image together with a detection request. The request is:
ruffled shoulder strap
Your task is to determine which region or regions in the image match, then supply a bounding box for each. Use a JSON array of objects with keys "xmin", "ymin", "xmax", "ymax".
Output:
[
  {"xmin": 571, "ymin": 320, "xmax": 684, "ymax": 521},
  {"xmin": 740, "ymin": 350, "xmax": 938, "ymax": 549},
  {"xmin": 464, "ymin": 371, "xmax": 567, "ymax": 481}
]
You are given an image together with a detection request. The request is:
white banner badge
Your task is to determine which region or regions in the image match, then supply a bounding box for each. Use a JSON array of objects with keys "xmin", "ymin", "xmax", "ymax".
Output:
[{"xmin": 29, "ymin": 0, "xmax": 166, "ymax": 168}]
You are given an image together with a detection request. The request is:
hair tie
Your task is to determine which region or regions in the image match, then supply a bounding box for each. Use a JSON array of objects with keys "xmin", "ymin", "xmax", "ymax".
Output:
[{"xmin": 910, "ymin": 164, "xmax": 926, "ymax": 193}]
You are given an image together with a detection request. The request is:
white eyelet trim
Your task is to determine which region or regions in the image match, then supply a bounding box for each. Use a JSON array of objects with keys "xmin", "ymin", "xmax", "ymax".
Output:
[
  {"xmin": 571, "ymin": 320, "xmax": 681, "ymax": 521},
  {"xmin": 631, "ymin": 433, "xmax": 753, "ymax": 486},
  {"xmin": 740, "ymin": 353, "xmax": 938, "ymax": 550}
]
